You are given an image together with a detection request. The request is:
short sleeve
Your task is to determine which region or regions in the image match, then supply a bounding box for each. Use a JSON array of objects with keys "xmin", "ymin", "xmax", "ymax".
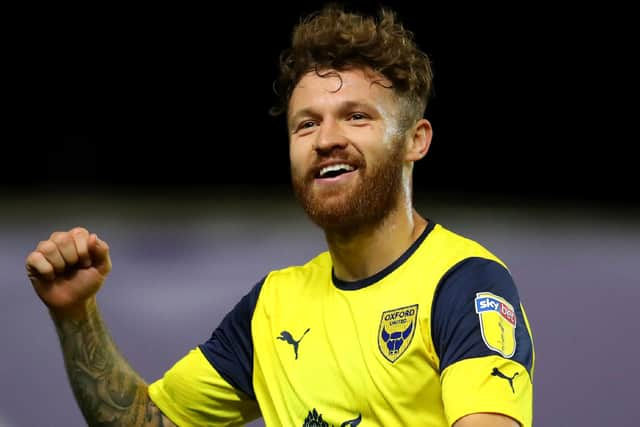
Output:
[
  {"xmin": 148, "ymin": 348, "xmax": 260, "ymax": 427},
  {"xmin": 431, "ymin": 257, "xmax": 534, "ymax": 427},
  {"xmin": 148, "ymin": 278, "xmax": 265, "ymax": 426}
]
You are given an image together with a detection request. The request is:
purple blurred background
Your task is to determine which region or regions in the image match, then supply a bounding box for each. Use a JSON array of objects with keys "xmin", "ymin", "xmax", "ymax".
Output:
[{"xmin": 1, "ymin": 193, "xmax": 638, "ymax": 426}]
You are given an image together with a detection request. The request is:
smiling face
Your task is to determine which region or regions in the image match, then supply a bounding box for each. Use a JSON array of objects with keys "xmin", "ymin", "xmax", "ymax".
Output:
[{"xmin": 288, "ymin": 68, "xmax": 409, "ymax": 232}]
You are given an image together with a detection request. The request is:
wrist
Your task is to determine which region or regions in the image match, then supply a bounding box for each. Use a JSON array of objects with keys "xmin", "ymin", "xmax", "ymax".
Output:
[{"xmin": 49, "ymin": 297, "xmax": 98, "ymax": 321}]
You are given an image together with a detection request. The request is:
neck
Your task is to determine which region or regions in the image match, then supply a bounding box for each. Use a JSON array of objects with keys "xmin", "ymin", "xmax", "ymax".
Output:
[{"xmin": 325, "ymin": 204, "xmax": 427, "ymax": 283}]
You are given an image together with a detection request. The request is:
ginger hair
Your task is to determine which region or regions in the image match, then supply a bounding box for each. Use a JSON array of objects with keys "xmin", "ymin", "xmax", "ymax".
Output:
[{"xmin": 271, "ymin": 4, "xmax": 433, "ymax": 130}]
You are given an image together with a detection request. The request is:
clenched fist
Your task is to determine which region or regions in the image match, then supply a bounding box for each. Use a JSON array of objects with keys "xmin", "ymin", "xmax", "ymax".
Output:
[{"xmin": 25, "ymin": 227, "xmax": 112, "ymax": 319}]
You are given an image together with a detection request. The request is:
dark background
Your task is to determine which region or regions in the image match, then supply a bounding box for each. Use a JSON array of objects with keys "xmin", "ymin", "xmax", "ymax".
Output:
[{"xmin": 4, "ymin": 1, "xmax": 636, "ymax": 205}]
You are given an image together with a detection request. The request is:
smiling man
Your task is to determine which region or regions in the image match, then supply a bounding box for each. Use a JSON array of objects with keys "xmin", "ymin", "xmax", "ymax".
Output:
[
  {"xmin": 26, "ymin": 5, "xmax": 534, "ymax": 427},
  {"xmin": 289, "ymin": 68, "xmax": 416, "ymax": 234}
]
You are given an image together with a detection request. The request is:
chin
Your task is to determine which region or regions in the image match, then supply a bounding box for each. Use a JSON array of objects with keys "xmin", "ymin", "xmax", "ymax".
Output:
[
  {"xmin": 304, "ymin": 195, "xmax": 381, "ymax": 232},
  {"xmin": 293, "ymin": 154, "xmax": 404, "ymax": 232}
]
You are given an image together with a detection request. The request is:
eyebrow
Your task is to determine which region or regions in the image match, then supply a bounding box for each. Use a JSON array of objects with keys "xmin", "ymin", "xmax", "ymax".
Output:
[{"xmin": 288, "ymin": 100, "xmax": 379, "ymax": 129}]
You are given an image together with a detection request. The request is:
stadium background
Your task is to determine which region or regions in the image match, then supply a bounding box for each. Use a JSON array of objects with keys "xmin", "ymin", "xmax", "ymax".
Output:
[{"xmin": 1, "ymin": 2, "xmax": 636, "ymax": 426}]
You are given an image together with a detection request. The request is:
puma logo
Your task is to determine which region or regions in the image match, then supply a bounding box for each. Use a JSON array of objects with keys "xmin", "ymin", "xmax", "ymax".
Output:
[
  {"xmin": 491, "ymin": 367, "xmax": 519, "ymax": 393},
  {"xmin": 277, "ymin": 328, "xmax": 310, "ymax": 360}
]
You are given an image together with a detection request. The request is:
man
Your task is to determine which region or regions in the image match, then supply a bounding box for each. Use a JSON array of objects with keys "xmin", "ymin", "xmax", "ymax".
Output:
[{"xmin": 26, "ymin": 5, "xmax": 534, "ymax": 426}]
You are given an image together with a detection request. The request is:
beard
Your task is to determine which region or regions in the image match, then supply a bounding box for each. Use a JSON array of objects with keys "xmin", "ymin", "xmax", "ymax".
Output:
[{"xmin": 291, "ymin": 141, "xmax": 406, "ymax": 233}]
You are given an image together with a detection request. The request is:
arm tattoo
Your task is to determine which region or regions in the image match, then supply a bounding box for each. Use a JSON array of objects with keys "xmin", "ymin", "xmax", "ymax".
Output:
[
  {"xmin": 146, "ymin": 401, "xmax": 177, "ymax": 427},
  {"xmin": 53, "ymin": 303, "xmax": 171, "ymax": 426}
]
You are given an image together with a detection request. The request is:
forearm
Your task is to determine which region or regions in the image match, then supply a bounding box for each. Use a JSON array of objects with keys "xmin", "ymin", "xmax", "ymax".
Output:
[{"xmin": 52, "ymin": 298, "xmax": 160, "ymax": 426}]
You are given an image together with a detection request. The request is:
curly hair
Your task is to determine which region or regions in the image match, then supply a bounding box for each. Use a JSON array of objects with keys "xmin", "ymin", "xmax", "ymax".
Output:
[{"xmin": 271, "ymin": 4, "xmax": 433, "ymax": 130}]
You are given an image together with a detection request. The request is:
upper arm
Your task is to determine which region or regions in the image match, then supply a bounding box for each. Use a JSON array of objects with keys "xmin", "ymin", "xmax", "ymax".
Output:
[
  {"xmin": 432, "ymin": 258, "xmax": 534, "ymax": 375},
  {"xmin": 146, "ymin": 279, "xmax": 266, "ymax": 426},
  {"xmin": 453, "ymin": 413, "xmax": 520, "ymax": 427},
  {"xmin": 198, "ymin": 277, "xmax": 266, "ymax": 399},
  {"xmin": 432, "ymin": 258, "xmax": 534, "ymax": 427}
]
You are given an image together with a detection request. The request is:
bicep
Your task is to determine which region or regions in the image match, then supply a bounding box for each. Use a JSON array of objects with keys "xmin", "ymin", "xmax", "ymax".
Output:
[
  {"xmin": 147, "ymin": 347, "xmax": 261, "ymax": 425},
  {"xmin": 432, "ymin": 258, "xmax": 533, "ymax": 374},
  {"xmin": 432, "ymin": 258, "xmax": 534, "ymax": 427},
  {"xmin": 143, "ymin": 280, "xmax": 265, "ymax": 426},
  {"xmin": 453, "ymin": 413, "xmax": 520, "ymax": 427}
]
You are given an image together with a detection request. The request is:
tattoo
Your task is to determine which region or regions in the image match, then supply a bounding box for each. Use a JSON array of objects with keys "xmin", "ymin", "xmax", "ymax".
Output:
[
  {"xmin": 53, "ymin": 303, "xmax": 171, "ymax": 426},
  {"xmin": 146, "ymin": 401, "xmax": 174, "ymax": 427}
]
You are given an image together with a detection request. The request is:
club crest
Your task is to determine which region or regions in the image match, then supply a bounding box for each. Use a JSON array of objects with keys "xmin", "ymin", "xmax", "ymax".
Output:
[
  {"xmin": 475, "ymin": 292, "xmax": 517, "ymax": 357},
  {"xmin": 378, "ymin": 304, "xmax": 418, "ymax": 363}
]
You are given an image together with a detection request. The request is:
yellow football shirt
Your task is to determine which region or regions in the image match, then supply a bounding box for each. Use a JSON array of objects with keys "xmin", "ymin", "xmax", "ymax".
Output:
[{"xmin": 149, "ymin": 222, "xmax": 534, "ymax": 426}]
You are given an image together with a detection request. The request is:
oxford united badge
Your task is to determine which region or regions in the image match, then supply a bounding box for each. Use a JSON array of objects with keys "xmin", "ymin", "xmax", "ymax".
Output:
[{"xmin": 378, "ymin": 304, "xmax": 418, "ymax": 363}]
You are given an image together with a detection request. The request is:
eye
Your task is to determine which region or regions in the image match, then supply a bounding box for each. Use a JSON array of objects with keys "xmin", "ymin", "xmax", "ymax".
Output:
[
  {"xmin": 296, "ymin": 120, "xmax": 317, "ymax": 132},
  {"xmin": 348, "ymin": 112, "xmax": 368, "ymax": 121}
]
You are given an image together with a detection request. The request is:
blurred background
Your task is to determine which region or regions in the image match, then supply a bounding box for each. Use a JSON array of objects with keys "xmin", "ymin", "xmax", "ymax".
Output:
[{"xmin": 2, "ymin": 1, "xmax": 637, "ymax": 426}]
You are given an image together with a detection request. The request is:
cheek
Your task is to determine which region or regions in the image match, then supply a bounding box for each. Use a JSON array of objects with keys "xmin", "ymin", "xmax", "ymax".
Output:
[
  {"xmin": 356, "ymin": 125, "xmax": 395, "ymax": 152},
  {"xmin": 376, "ymin": 105, "xmax": 402, "ymax": 144},
  {"xmin": 362, "ymin": 132, "xmax": 395, "ymax": 160},
  {"xmin": 289, "ymin": 144, "xmax": 306, "ymax": 175},
  {"xmin": 383, "ymin": 126, "xmax": 401, "ymax": 148}
]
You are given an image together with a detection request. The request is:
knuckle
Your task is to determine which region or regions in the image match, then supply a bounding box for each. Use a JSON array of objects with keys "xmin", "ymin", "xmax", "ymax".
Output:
[
  {"xmin": 37, "ymin": 240, "xmax": 56, "ymax": 254},
  {"xmin": 71, "ymin": 227, "xmax": 89, "ymax": 237},
  {"xmin": 52, "ymin": 232, "xmax": 72, "ymax": 245},
  {"xmin": 25, "ymin": 252, "xmax": 52, "ymax": 274},
  {"xmin": 49, "ymin": 231, "xmax": 63, "ymax": 240},
  {"xmin": 25, "ymin": 251, "xmax": 39, "ymax": 266}
]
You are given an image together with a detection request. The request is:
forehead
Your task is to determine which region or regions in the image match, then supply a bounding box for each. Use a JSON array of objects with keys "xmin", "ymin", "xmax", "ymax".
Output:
[{"xmin": 289, "ymin": 68, "xmax": 395, "ymax": 114}]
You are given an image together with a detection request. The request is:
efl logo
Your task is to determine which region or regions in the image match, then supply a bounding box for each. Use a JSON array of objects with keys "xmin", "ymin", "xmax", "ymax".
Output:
[
  {"xmin": 474, "ymin": 292, "xmax": 517, "ymax": 358},
  {"xmin": 475, "ymin": 295, "xmax": 516, "ymax": 326}
]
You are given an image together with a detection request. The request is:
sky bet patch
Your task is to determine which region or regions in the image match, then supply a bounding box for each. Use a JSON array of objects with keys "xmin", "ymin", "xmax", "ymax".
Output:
[{"xmin": 474, "ymin": 292, "xmax": 517, "ymax": 358}]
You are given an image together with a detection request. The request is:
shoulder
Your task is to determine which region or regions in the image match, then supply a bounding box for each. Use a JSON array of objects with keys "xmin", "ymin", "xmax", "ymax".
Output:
[
  {"xmin": 251, "ymin": 251, "xmax": 332, "ymax": 319},
  {"xmin": 253, "ymin": 252, "xmax": 332, "ymax": 301},
  {"xmin": 263, "ymin": 251, "xmax": 332, "ymax": 286},
  {"xmin": 427, "ymin": 223, "xmax": 508, "ymax": 270}
]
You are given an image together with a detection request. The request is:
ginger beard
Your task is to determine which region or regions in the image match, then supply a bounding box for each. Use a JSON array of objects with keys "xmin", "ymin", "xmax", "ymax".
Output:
[{"xmin": 291, "ymin": 136, "xmax": 406, "ymax": 232}]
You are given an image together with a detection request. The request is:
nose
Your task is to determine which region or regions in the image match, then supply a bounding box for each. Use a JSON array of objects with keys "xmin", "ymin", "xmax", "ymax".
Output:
[{"xmin": 313, "ymin": 118, "xmax": 348, "ymax": 153}]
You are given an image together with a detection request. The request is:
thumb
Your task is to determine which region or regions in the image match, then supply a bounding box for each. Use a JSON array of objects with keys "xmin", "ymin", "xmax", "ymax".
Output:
[{"xmin": 88, "ymin": 233, "xmax": 112, "ymax": 274}]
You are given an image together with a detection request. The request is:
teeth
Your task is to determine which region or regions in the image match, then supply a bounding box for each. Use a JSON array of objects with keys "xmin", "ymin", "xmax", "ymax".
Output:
[{"xmin": 319, "ymin": 163, "xmax": 355, "ymax": 177}]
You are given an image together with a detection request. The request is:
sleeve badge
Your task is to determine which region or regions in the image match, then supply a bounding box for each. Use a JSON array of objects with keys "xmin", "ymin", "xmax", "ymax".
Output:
[{"xmin": 474, "ymin": 292, "xmax": 517, "ymax": 358}]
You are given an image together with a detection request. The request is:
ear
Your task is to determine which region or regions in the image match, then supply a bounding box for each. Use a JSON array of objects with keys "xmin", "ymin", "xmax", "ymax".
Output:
[{"xmin": 405, "ymin": 119, "xmax": 432, "ymax": 162}]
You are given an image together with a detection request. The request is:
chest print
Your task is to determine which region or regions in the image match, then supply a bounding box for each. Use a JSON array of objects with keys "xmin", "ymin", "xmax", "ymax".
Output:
[
  {"xmin": 377, "ymin": 304, "xmax": 418, "ymax": 362},
  {"xmin": 277, "ymin": 328, "xmax": 311, "ymax": 360}
]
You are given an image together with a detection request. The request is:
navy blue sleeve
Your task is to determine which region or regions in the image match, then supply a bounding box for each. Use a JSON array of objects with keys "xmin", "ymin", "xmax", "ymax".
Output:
[
  {"xmin": 198, "ymin": 277, "xmax": 265, "ymax": 399},
  {"xmin": 431, "ymin": 258, "xmax": 533, "ymax": 375}
]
